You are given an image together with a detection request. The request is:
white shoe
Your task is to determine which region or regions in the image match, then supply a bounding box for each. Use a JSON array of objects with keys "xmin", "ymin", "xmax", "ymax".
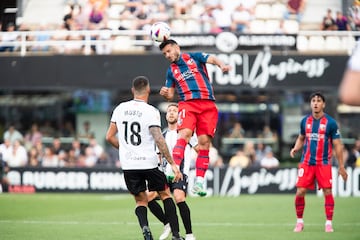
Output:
[
  {"xmin": 185, "ymin": 233, "xmax": 196, "ymax": 240},
  {"xmin": 159, "ymin": 223, "xmax": 171, "ymax": 240}
]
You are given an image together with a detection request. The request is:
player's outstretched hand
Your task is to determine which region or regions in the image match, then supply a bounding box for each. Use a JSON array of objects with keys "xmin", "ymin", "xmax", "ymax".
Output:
[{"xmin": 338, "ymin": 166, "xmax": 348, "ymax": 181}]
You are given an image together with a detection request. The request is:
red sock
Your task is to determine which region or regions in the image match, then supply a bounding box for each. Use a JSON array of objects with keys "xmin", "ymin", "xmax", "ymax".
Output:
[
  {"xmin": 172, "ymin": 138, "xmax": 187, "ymax": 166},
  {"xmin": 295, "ymin": 195, "xmax": 305, "ymax": 219},
  {"xmin": 195, "ymin": 150, "xmax": 209, "ymax": 177},
  {"xmin": 325, "ymin": 194, "xmax": 334, "ymax": 221}
]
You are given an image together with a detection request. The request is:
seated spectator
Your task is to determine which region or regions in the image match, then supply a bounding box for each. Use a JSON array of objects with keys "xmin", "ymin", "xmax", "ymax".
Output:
[
  {"xmin": 321, "ymin": 9, "xmax": 336, "ymax": 30},
  {"xmin": 335, "ymin": 11, "xmax": 351, "ymax": 31},
  {"xmin": 253, "ymin": 142, "xmax": 266, "ymax": 168},
  {"xmin": 260, "ymin": 146, "xmax": 279, "ymax": 169},
  {"xmin": 3, "ymin": 124, "xmax": 24, "ymax": 144},
  {"xmin": 173, "ymin": 0, "xmax": 195, "ymax": 18},
  {"xmin": 283, "ymin": 0, "xmax": 307, "ymax": 23},
  {"xmin": 0, "ymin": 22, "xmax": 19, "ymax": 52},
  {"xmin": 346, "ymin": 139, "xmax": 360, "ymax": 168},
  {"xmin": 28, "ymin": 147, "xmax": 40, "ymax": 167},
  {"xmin": 41, "ymin": 146, "xmax": 59, "ymax": 167},
  {"xmin": 24, "ymin": 123, "xmax": 43, "ymax": 149},
  {"xmin": 78, "ymin": 120, "xmax": 95, "ymax": 139},
  {"xmin": 7, "ymin": 140, "xmax": 28, "ymax": 167},
  {"xmin": 229, "ymin": 149, "xmax": 250, "ymax": 168},
  {"xmin": 231, "ymin": 3, "xmax": 252, "ymax": 33},
  {"xmin": 349, "ymin": 5, "xmax": 360, "ymax": 31},
  {"xmin": 227, "ymin": 122, "xmax": 245, "ymax": 138}
]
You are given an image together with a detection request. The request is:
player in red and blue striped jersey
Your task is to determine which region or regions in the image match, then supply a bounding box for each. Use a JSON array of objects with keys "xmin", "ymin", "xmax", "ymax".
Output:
[
  {"xmin": 290, "ymin": 92, "xmax": 348, "ymax": 233},
  {"xmin": 159, "ymin": 39, "xmax": 231, "ymax": 197}
]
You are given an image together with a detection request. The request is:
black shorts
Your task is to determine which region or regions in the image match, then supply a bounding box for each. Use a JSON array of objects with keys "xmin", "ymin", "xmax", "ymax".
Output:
[
  {"xmin": 124, "ymin": 168, "xmax": 168, "ymax": 195},
  {"xmin": 168, "ymin": 174, "xmax": 188, "ymax": 194}
]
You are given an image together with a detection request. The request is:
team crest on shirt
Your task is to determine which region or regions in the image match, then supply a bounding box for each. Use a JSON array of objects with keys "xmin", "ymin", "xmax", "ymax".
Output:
[
  {"xmin": 187, "ymin": 59, "xmax": 194, "ymax": 65},
  {"xmin": 307, "ymin": 124, "xmax": 311, "ymax": 129},
  {"xmin": 320, "ymin": 124, "xmax": 326, "ymax": 130}
]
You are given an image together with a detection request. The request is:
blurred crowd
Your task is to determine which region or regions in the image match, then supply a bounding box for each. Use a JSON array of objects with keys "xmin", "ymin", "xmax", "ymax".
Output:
[
  {"xmin": 1, "ymin": 0, "xmax": 359, "ymax": 54},
  {"xmin": 0, "ymin": 121, "xmax": 120, "ymax": 169}
]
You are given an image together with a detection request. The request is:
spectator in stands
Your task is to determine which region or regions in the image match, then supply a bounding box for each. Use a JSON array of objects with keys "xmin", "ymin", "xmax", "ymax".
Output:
[
  {"xmin": 260, "ymin": 146, "xmax": 280, "ymax": 169},
  {"xmin": 88, "ymin": 1, "xmax": 107, "ymax": 29},
  {"xmin": 346, "ymin": 139, "xmax": 360, "ymax": 168},
  {"xmin": 41, "ymin": 146, "xmax": 59, "ymax": 167},
  {"xmin": 0, "ymin": 22, "xmax": 19, "ymax": 52},
  {"xmin": 40, "ymin": 120, "xmax": 56, "ymax": 137},
  {"xmin": 227, "ymin": 122, "xmax": 245, "ymax": 138},
  {"xmin": 321, "ymin": 9, "xmax": 336, "ymax": 31},
  {"xmin": 349, "ymin": 6, "xmax": 360, "ymax": 31},
  {"xmin": 7, "ymin": 140, "xmax": 28, "ymax": 167},
  {"xmin": 243, "ymin": 140, "xmax": 256, "ymax": 165},
  {"xmin": 63, "ymin": 4, "xmax": 75, "ymax": 30},
  {"xmin": 204, "ymin": 0, "xmax": 232, "ymax": 32},
  {"xmin": 3, "ymin": 124, "xmax": 24, "ymax": 144},
  {"xmin": 229, "ymin": 149, "xmax": 250, "ymax": 168},
  {"xmin": 51, "ymin": 137, "xmax": 65, "ymax": 155},
  {"xmin": 335, "ymin": 11, "xmax": 351, "ymax": 31},
  {"xmin": 283, "ymin": 0, "xmax": 307, "ymax": 23},
  {"xmin": 28, "ymin": 146, "xmax": 40, "ymax": 167},
  {"xmin": 30, "ymin": 22, "xmax": 51, "ymax": 52},
  {"xmin": 73, "ymin": 4, "xmax": 89, "ymax": 30},
  {"xmin": 83, "ymin": 146, "xmax": 97, "ymax": 167},
  {"xmin": 88, "ymin": 135, "xmax": 104, "ymax": 159},
  {"xmin": 78, "ymin": 120, "xmax": 94, "ymax": 139},
  {"xmin": 253, "ymin": 142, "xmax": 266, "ymax": 168},
  {"xmin": 173, "ymin": 0, "xmax": 195, "ymax": 18},
  {"xmin": 24, "ymin": 123, "xmax": 43, "ymax": 149},
  {"xmin": 231, "ymin": 3, "xmax": 252, "ymax": 33}
]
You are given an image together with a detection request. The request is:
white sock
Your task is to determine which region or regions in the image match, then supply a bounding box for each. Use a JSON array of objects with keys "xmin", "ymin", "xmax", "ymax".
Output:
[
  {"xmin": 326, "ymin": 220, "xmax": 332, "ymax": 225},
  {"xmin": 196, "ymin": 176, "xmax": 204, "ymax": 184},
  {"xmin": 297, "ymin": 218, "xmax": 304, "ymax": 223}
]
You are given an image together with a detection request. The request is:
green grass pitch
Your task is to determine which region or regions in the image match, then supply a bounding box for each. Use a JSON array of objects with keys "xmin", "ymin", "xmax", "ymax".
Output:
[{"xmin": 0, "ymin": 193, "xmax": 359, "ymax": 240}]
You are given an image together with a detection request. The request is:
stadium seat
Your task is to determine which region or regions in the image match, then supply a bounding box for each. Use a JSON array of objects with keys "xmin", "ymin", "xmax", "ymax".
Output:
[
  {"xmin": 308, "ymin": 36, "xmax": 325, "ymax": 51},
  {"xmin": 249, "ymin": 20, "xmax": 266, "ymax": 34},
  {"xmin": 265, "ymin": 20, "xmax": 281, "ymax": 34},
  {"xmin": 185, "ymin": 19, "xmax": 202, "ymax": 33},
  {"xmin": 282, "ymin": 20, "xmax": 299, "ymax": 34},
  {"xmin": 255, "ymin": 4, "xmax": 272, "ymax": 20},
  {"xmin": 170, "ymin": 19, "xmax": 186, "ymax": 33},
  {"xmin": 270, "ymin": 3, "xmax": 286, "ymax": 19},
  {"xmin": 296, "ymin": 35, "xmax": 309, "ymax": 51},
  {"xmin": 324, "ymin": 36, "xmax": 341, "ymax": 51}
]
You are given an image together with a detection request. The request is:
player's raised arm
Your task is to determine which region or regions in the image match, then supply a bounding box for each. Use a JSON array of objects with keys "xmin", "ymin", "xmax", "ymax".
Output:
[{"xmin": 206, "ymin": 55, "xmax": 231, "ymax": 72}]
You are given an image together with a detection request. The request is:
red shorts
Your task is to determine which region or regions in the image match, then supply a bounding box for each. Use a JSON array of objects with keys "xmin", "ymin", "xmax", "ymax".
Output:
[
  {"xmin": 177, "ymin": 99, "xmax": 218, "ymax": 137},
  {"xmin": 295, "ymin": 163, "xmax": 333, "ymax": 190}
]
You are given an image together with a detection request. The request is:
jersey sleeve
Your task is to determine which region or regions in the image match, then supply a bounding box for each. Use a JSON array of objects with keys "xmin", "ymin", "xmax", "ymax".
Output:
[
  {"xmin": 300, "ymin": 117, "xmax": 306, "ymax": 136},
  {"xmin": 165, "ymin": 68, "xmax": 176, "ymax": 88},
  {"xmin": 329, "ymin": 119, "xmax": 341, "ymax": 140},
  {"xmin": 190, "ymin": 52, "xmax": 209, "ymax": 63},
  {"xmin": 148, "ymin": 106, "xmax": 162, "ymax": 128},
  {"xmin": 348, "ymin": 40, "xmax": 360, "ymax": 71}
]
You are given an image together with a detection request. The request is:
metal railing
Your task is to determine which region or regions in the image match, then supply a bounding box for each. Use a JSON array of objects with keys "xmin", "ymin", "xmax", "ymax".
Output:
[{"xmin": 0, "ymin": 29, "xmax": 359, "ymax": 56}]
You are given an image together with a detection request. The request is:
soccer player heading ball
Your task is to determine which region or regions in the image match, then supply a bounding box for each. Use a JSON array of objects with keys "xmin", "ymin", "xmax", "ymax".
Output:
[{"xmin": 159, "ymin": 39, "xmax": 231, "ymax": 197}]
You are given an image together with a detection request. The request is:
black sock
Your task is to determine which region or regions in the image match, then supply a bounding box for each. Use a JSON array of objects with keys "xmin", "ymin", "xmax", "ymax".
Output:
[
  {"xmin": 148, "ymin": 199, "xmax": 167, "ymax": 225},
  {"xmin": 177, "ymin": 201, "xmax": 192, "ymax": 234},
  {"xmin": 135, "ymin": 206, "xmax": 148, "ymax": 229},
  {"xmin": 163, "ymin": 198, "xmax": 180, "ymax": 238}
]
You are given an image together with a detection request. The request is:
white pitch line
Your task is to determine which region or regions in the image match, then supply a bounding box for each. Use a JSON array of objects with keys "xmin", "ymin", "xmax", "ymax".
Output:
[{"xmin": 0, "ymin": 220, "xmax": 359, "ymax": 227}]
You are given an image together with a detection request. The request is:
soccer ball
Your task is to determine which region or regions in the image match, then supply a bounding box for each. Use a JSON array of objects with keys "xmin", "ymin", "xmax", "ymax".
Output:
[{"xmin": 150, "ymin": 22, "xmax": 171, "ymax": 42}]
